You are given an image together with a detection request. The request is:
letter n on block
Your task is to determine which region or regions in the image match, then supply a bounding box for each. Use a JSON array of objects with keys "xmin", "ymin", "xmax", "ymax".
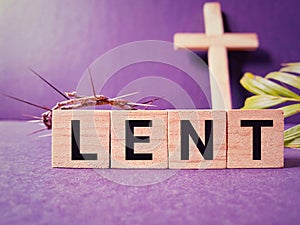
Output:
[
  {"xmin": 168, "ymin": 110, "xmax": 227, "ymax": 169},
  {"xmin": 52, "ymin": 110, "xmax": 110, "ymax": 168},
  {"xmin": 111, "ymin": 110, "xmax": 168, "ymax": 169},
  {"xmin": 227, "ymin": 110, "xmax": 284, "ymax": 168}
]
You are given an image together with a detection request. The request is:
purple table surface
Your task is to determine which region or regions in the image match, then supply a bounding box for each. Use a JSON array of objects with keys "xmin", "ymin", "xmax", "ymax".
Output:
[{"xmin": 0, "ymin": 121, "xmax": 300, "ymax": 225}]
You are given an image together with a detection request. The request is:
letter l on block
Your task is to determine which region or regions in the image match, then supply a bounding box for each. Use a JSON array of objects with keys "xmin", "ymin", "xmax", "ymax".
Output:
[{"xmin": 52, "ymin": 110, "xmax": 110, "ymax": 168}]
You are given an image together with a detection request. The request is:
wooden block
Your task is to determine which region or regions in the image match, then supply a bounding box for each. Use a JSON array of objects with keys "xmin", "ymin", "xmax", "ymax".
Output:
[
  {"xmin": 52, "ymin": 110, "xmax": 110, "ymax": 168},
  {"xmin": 110, "ymin": 110, "xmax": 168, "ymax": 169},
  {"xmin": 168, "ymin": 110, "xmax": 227, "ymax": 169},
  {"xmin": 227, "ymin": 110, "xmax": 284, "ymax": 168}
]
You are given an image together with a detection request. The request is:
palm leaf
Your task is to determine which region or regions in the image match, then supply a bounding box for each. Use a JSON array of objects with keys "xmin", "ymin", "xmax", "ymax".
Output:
[
  {"xmin": 280, "ymin": 66, "xmax": 300, "ymax": 74},
  {"xmin": 285, "ymin": 139, "xmax": 300, "ymax": 148},
  {"xmin": 284, "ymin": 124, "xmax": 300, "ymax": 148},
  {"xmin": 281, "ymin": 62, "xmax": 300, "ymax": 67},
  {"xmin": 240, "ymin": 62, "xmax": 300, "ymax": 149},
  {"xmin": 255, "ymin": 76, "xmax": 300, "ymax": 99},
  {"xmin": 279, "ymin": 103, "xmax": 300, "ymax": 117},
  {"xmin": 266, "ymin": 72, "xmax": 300, "ymax": 89},
  {"xmin": 242, "ymin": 95, "xmax": 287, "ymax": 109},
  {"xmin": 241, "ymin": 73, "xmax": 300, "ymax": 99},
  {"xmin": 240, "ymin": 73, "xmax": 271, "ymax": 95}
]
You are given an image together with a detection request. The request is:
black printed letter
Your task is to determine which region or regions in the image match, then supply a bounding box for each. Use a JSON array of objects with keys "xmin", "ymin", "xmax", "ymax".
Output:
[
  {"xmin": 125, "ymin": 120, "xmax": 153, "ymax": 160},
  {"xmin": 180, "ymin": 120, "xmax": 213, "ymax": 160},
  {"xmin": 71, "ymin": 120, "xmax": 97, "ymax": 160},
  {"xmin": 241, "ymin": 120, "xmax": 273, "ymax": 160}
]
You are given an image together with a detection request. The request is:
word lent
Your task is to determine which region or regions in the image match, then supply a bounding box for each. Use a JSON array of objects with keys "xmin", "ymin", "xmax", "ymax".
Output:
[{"xmin": 52, "ymin": 110, "xmax": 283, "ymax": 169}]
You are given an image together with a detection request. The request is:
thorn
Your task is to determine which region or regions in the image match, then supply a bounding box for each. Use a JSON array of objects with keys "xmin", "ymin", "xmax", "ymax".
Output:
[
  {"xmin": 1, "ymin": 93, "xmax": 51, "ymax": 111},
  {"xmin": 127, "ymin": 102, "xmax": 157, "ymax": 107},
  {"xmin": 28, "ymin": 127, "xmax": 48, "ymax": 135},
  {"xmin": 110, "ymin": 92, "xmax": 139, "ymax": 100},
  {"xmin": 27, "ymin": 120, "xmax": 42, "ymax": 123},
  {"xmin": 28, "ymin": 67, "xmax": 70, "ymax": 100},
  {"xmin": 38, "ymin": 133, "xmax": 52, "ymax": 138},
  {"xmin": 22, "ymin": 114, "xmax": 42, "ymax": 119},
  {"xmin": 88, "ymin": 67, "xmax": 97, "ymax": 97},
  {"xmin": 140, "ymin": 97, "xmax": 163, "ymax": 109}
]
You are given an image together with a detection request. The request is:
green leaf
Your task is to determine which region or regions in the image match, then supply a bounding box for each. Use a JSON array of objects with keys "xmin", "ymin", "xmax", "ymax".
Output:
[
  {"xmin": 242, "ymin": 95, "xmax": 287, "ymax": 109},
  {"xmin": 284, "ymin": 124, "xmax": 300, "ymax": 149},
  {"xmin": 284, "ymin": 124, "xmax": 300, "ymax": 143},
  {"xmin": 280, "ymin": 66, "xmax": 300, "ymax": 74},
  {"xmin": 255, "ymin": 76, "xmax": 300, "ymax": 99},
  {"xmin": 240, "ymin": 73, "xmax": 270, "ymax": 95},
  {"xmin": 241, "ymin": 63, "xmax": 300, "ymax": 149},
  {"xmin": 240, "ymin": 73, "xmax": 300, "ymax": 99},
  {"xmin": 281, "ymin": 62, "xmax": 300, "ymax": 67},
  {"xmin": 285, "ymin": 138, "xmax": 300, "ymax": 149},
  {"xmin": 266, "ymin": 72, "xmax": 300, "ymax": 89},
  {"xmin": 279, "ymin": 103, "xmax": 300, "ymax": 117}
]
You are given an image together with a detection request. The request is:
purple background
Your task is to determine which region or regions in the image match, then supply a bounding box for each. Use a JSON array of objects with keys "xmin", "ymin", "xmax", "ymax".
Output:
[
  {"xmin": 0, "ymin": 0, "xmax": 300, "ymax": 121},
  {"xmin": 1, "ymin": 121, "xmax": 300, "ymax": 225},
  {"xmin": 0, "ymin": 2, "xmax": 300, "ymax": 224}
]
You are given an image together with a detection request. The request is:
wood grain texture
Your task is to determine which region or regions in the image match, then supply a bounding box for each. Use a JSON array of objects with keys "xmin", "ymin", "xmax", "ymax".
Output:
[
  {"xmin": 204, "ymin": 2, "xmax": 223, "ymax": 35},
  {"xmin": 110, "ymin": 110, "xmax": 168, "ymax": 169},
  {"xmin": 174, "ymin": 33, "xmax": 259, "ymax": 51},
  {"xmin": 168, "ymin": 110, "xmax": 227, "ymax": 169},
  {"xmin": 227, "ymin": 110, "xmax": 284, "ymax": 168},
  {"xmin": 51, "ymin": 109, "xmax": 284, "ymax": 169},
  {"xmin": 173, "ymin": 2, "xmax": 259, "ymax": 110},
  {"xmin": 208, "ymin": 46, "xmax": 231, "ymax": 111},
  {"xmin": 52, "ymin": 110, "xmax": 110, "ymax": 168}
]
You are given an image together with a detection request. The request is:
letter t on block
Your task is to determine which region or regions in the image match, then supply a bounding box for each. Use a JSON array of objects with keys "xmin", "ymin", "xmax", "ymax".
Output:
[{"xmin": 227, "ymin": 110, "xmax": 284, "ymax": 168}]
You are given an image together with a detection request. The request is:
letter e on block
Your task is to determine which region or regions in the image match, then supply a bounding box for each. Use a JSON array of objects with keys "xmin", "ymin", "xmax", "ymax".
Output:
[
  {"xmin": 111, "ymin": 110, "xmax": 168, "ymax": 169},
  {"xmin": 168, "ymin": 110, "xmax": 227, "ymax": 169},
  {"xmin": 52, "ymin": 110, "xmax": 110, "ymax": 168},
  {"xmin": 227, "ymin": 110, "xmax": 284, "ymax": 168}
]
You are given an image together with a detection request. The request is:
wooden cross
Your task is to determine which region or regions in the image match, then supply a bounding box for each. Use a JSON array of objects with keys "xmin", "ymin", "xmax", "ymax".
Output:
[{"xmin": 174, "ymin": 2, "xmax": 259, "ymax": 109}]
